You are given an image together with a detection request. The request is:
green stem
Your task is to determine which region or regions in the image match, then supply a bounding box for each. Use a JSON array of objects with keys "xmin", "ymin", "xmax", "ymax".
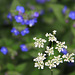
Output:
[
  {"xmin": 52, "ymin": 42, "xmax": 53, "ymax": 47},
  {"xmin": 51, "ymin": 70, "xmax": 53, "ymax": 75}
]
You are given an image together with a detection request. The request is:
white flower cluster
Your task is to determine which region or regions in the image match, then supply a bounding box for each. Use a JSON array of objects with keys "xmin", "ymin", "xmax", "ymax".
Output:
[
  {"xmin": 62, "ymin": 53, "xmax": 75, "ymax": 63},
  {"xmin": 33, "ymin": 53, "xmax": 46, "ymax": 69},
  {"xmin": 55, "ymin": 41, "xmax": 67, "ymax": 52},
  {"xmin": 53, "ymin": 55, "xmax": 63, "ymax": 65},
  {"xmin": 45, "ymin": 33, "xmax": 57, "ymax": 42},
  {"xmin": 45, "ymin": 46, "xmax": 54, "ymax": 56},
  {"xmin": 33, "ymin": 30, "xmax": 75, "ymax": 69},
  {"xmin": 33, "ymin": 37, "xmax": 46, "ymax": 48},
  {"xmin": 45, "ymin": 59, "xmax": 56, "ymax": 69}
]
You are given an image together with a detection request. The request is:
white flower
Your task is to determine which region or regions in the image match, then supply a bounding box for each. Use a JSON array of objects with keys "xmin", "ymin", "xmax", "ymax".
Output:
[
  {"xmin": 53, "ymin": 30, "xmax": 57, "ymax": 35},
  {"xmin": 33, "ymin": 53, "xmax": 46, "ymax": 62},
  {"xmin": 62, "ymin": 53, "xmax": 75, "ymax": 63},
  {"xmin": 33, "ymin": 37, "xmax": 46, "ymax": 48},
  {"xmin": 54, "ymin": 55, "xmax": 63, "ymax": 65},
  {"xmin": 55, "ymin": 41, "xmax": 67, "ymax": 52},
  {"xmin": 45, "ymin": 59, "xmax": 56, "ymax": 69},
  {"xmin": 45, "ymin": 33, "xmax": 57, "ymax": 42},
  {"xmin": 34, "ymin": 61, "xmax": 44, "ymax": 69},
  {"xmin": 45, "ymin": 46, "xmax": 54, "ymax": 56},
  {"xmin": 33, "ymin": 53, "xmax": 46, "ymax": 69}
]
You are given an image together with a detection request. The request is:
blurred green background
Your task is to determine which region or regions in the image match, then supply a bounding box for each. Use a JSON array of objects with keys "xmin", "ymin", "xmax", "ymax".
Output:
[{"xmin": 0, "ymin": 0, "xmax": 75, "ymax": 75}]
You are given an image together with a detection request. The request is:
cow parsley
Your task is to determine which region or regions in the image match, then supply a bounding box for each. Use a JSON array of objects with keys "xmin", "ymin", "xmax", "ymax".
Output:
[{"xmin": 33, "ymin": 30, "xmax": 75, "ymax": 71}]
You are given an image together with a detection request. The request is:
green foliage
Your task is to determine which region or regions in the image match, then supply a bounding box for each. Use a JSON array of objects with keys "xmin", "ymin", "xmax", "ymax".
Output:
[
  {"xmin": 0, "ymin": 0, "xmax": 75, "ymax": 75},
  {"xmin": 15, "ymin": 63, "xmax": 27, "ymax": 72},
  {"xmin": 41, "ymin": 69, "xmax": 60, "ymax": 75},
  {"xmin": 69, "ymin": 71, "xmax": 75, "ymax": 75}
]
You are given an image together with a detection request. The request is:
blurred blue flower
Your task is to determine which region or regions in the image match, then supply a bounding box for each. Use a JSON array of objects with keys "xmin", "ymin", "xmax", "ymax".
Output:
[
  {"xmin": 24, "ymin": 20, "xmax": 29, "ymax": 25},
  {"xmin": 40, "ymin": 10, "xmax": 45, "ymax": 15},
  {"xmin": 11, "ymin": 28, "xmax": 19, "ymax": 36},
  {"xmin": 21, "ymin": 28, "xmax": 29, "ymax": 36},
  {"xmin": 32, "ymin": 18, "xmax": 37, "ymax": 23},
  {"xmin": 34, "ymin": 12, "xmax": 39, "ymax": 17},
  {"xmin": 7, "ymin": 13, "xmax": 12, "ymax": 21},
  {"xmin": 21, "ymin": 20, "xmax": 25, "ymax": 25},
  {"xmin": 61, "ymin": 48, "xmax": 68, "ymax": 55},
  {"xmin": 73, "ymin": 24, "xmax": 75, "ymax": 28},
  {"xmin": 68, "ymin": 62, "xmax": 75, "ymax": 66},
  {"xmin": 28, "ymin": 19, "xmax": 35, "ymax": 27},
  {"xmin": 1, "ymin": 47, "xmax": 8, "ymax": 55},
  {"xmin": 14, "ymin": 15, "xmax": 23, "ymax": 23},
  {"xmin": 62, "ymin": 6, "xmax": 67, "ymax": 14},
  {"xmin": 20, "ymin": 44, "xmax": 28, "ymax": 52},
  {"xmin": 49, "ymin": 8, "xmax": 53, "ymax": 13},
  {"xmin": 28, "ymin": 18, "xmax": 37, "ymax": 27},
  {"xmin": 36, "ymin": 0, "xmax": 46, "ymax": 4},
  {"xmin": 69, "ymin": 11, "xmax": 75, "ymax": 20},
  {"xmin": 16, "ymin": 6, "xmax": 25, "ymax": 13}
]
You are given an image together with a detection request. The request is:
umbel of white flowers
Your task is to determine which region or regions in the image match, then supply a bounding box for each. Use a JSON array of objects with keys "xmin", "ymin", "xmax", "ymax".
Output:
[{"xmin": 33, "ymin": 30, "xmax": 75, "ymax": 69}]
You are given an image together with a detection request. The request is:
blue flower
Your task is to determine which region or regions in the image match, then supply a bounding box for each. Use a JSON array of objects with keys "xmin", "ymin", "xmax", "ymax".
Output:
[
  {"xmin": 21, "ymin": 20, "xmax": 25, "ymax": 25},
  {"xmin": 68, "ymin": 62, "xmax": 75, "ymax": 66},
  {"xmin": 24, "ymin": 20, "xmax": 29, "ymax": 25},
  {"xmin": 34, "ymin": 12, "xmax": 39, "ymax": 17},
  {"xmin": 20, "ymin": 44, "xmax": 28, "ymax": 52},
  {"xmin": 62, "ymin": 6, "xmax": 67, "ymax": 14},
  {"xmin": 28, "ymin": 19, "xmax": 35, "ymax": 27},
  {"xmin": 36, "ymin": 0, "xmax": 46, "ymax": 4},
  {"xmin": 16, "ymin": 6, "xmax": 25, "ymax": 13},
  {"xmin": 14, "ymin": 15, "xmax": 23, "ymax": 23},
  {"xmin": 28, "ymin": 18, "xmax": 37, "ymax": 27},
  {"xmin": 69, "ymin": 11, "xmax": 75, "ymax": 20},
  {"xmin": 40, "ymin": 10, "xmax": 45, "ymax": 15},
  {"xmin": 61, "ymin": 48, "xmax": 68, "ymax": 55},
  {"xmin": 1, "ymin": 47, "xmax": 8, "ymax": 55},
  {"xmin": 21, "ymin": 28, "xmax": 29, "ymax": 36},
  {"xmin": 49, "ymin": 8, "xmax": 53, "ymax": 13},
  {"xmin": 11, "ymin": 28, "xmax": 19, "ymax": 36},
  {"xmin": 32, "ymin": 18, "xmax": 37, "ymax": 23},
  {"xmin": 7, "ymin": 13, "xmax": 12, "ymax": 21}
]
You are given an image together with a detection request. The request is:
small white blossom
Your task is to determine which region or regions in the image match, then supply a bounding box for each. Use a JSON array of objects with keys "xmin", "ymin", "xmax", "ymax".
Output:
[
  {"xmin": 53, "ymin": 30, "xmax": 57, "ymax": 35},
  {"xmin": 54, "ymin": 55, "xmax": 63, "ymax": 65},
  {"xmin": 33, "ymin": 53, "xmax": 46, "ymax": 62},
  {"xmin": 45, "ymin": 33, "xmax": 57, "ymax": 42},
  {"xmin": 62, "ymin": 53, "xmax": 75, "ymax": 63},
  {"xmin": 55, "ymin": 41, "xmax": 67, "ymax": 52},
  {"xmin": 33, "ymin": 37, "xmax": 46, "ymax": 48},
  {"xmin": 34, "ymin": 61, "xmax": 44, "ymax": 69},
  {"xmin": 33, "ymin": 53, "xmax": 46, "ymax": 69},
  {"xmin": 45, "ymin": 46, "xmax": 54, "ymax": 56},
  {"xmin": 45, "ymin": 59, "xmax": 56, "ymax": 69}
]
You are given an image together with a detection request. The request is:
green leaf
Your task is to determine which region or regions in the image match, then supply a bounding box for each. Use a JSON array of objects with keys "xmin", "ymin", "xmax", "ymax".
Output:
[
  {"xmin": 13, "ymin": 21, "xmax": 26, "ymax": 31},
  {"xmin": 31, "ymin": 68, "xmax": 40, "ymax": 75},
  {"xmin": 10, "ymin": 0, "xmax": 21, "ymax": 13},
  {"xmin": 69, "ymin": 71, "xmax": 75, "ymax": 75},
  {"xmin": 15, "ymin": 63, "xmax": 27, "ymax": 72},
  {"xmin": 41, "ymin": 69, "xmax": 60, "ymax": 75},
  {"xmin": 50, "ymin": 0, "xmax": 57, "ymax": 2},
  {"xmin": 19, "ymin": 53, "xmax": 31, "ymax": 59},
  {"xmin": 6, "ymin": 63, "xmax": 15, "ymax": 70},
  {"xmin": 7, "ymin": 71, "xmax": 21, "ymax": 75},
  {"xmin": 68, "ymin": 44, "xmax": 75, "ymax": 53},
  {"xmin": 28, "ymin": 48, "xmax": 44, "ymax": 57},
  {"xmin": 71, "ymin": 26, "xmax": 75, "ymax": 37},
  {"xmin": 48, "ymin": 4, "xmax": 65, "ymax": 24}
]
